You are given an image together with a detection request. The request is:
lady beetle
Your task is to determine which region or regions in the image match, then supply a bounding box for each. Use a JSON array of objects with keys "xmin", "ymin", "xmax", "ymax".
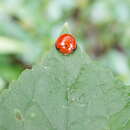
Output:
[{"xmin": 55, "ymin": 33, "xmax": 77, "ymax": 55}]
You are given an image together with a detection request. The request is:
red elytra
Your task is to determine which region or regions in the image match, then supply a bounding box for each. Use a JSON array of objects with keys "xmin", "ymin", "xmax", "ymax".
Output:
[{"xmin": 55, "ymin": 33, "xmax": 77, "ymax": 55}]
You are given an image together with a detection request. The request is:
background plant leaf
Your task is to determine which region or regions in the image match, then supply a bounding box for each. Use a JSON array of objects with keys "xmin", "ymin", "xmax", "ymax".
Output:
[{"xmin": 0, "ymin": 45, "xmax": 129, "ymax": 130}]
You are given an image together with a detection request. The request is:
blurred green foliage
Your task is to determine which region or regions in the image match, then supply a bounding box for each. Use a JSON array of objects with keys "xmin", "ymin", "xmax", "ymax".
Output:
[{"xmin": 0, "ymin": 0, "xmax": 130, "ymax": 88}]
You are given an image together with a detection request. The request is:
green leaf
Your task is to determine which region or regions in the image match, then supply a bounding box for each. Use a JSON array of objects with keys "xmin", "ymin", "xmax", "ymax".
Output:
[
  {"xmin": 60, "ymin": 22, "xmax": 71, "ymax": 34},
  {"xmin": 0, "ymin": 44, "xmax": 129, "ymax": 130},
  {"xmin": 0, "ymin": 37, "xmax": 24, "ymax": 54}
]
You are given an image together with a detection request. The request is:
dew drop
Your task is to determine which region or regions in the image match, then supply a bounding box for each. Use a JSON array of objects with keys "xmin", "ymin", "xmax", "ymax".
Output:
[
  {"xmin": 44, "ymin": 66, "xmax": 48, "ymax": 70},
  {"xmin": 30, "ymin": 113, "xmax": 36, "ymax": 118}
]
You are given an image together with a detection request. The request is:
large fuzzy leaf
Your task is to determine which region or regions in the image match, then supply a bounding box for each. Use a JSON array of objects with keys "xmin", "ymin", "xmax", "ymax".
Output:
[{"xmin": 0, "ymin": 45, "xmax": 129, "ymax": 130}]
